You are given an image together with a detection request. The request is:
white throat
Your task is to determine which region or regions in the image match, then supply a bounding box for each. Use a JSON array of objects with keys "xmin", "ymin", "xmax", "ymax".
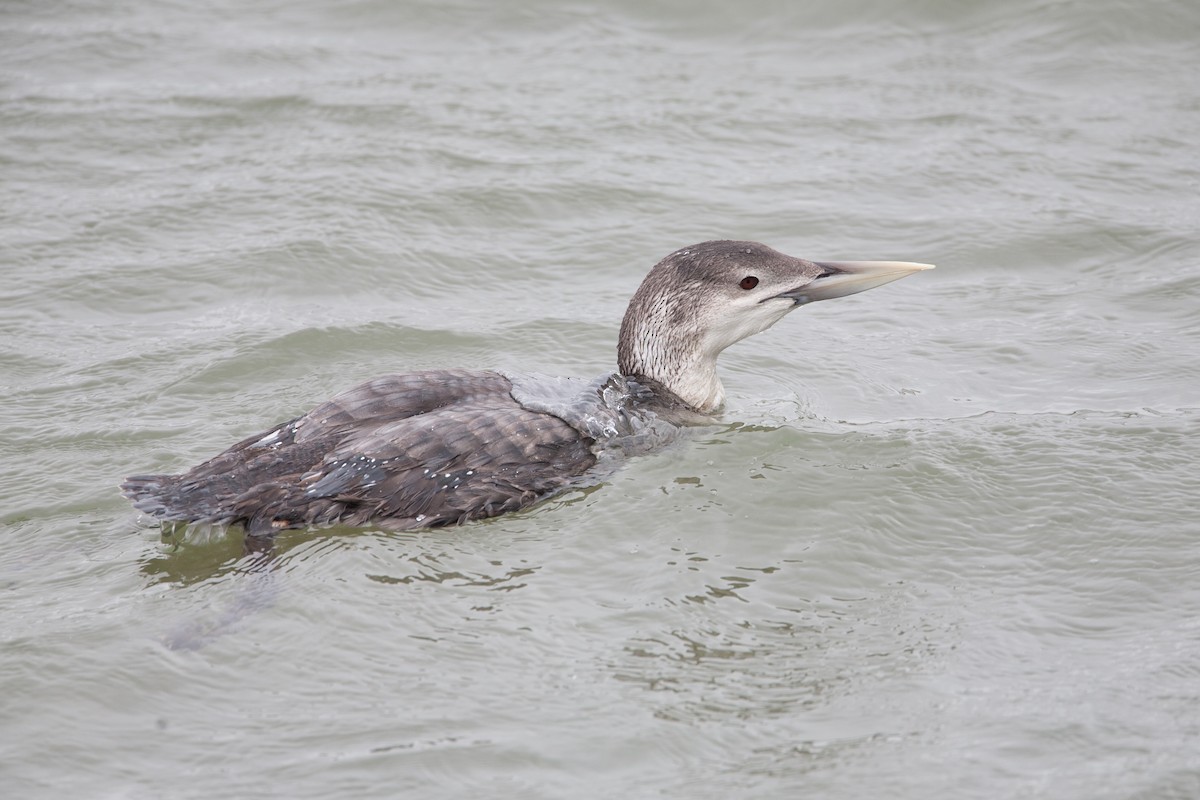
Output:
[{"xmin": 619, "ymin": 295, "xmax": 795, "ymax": 413}]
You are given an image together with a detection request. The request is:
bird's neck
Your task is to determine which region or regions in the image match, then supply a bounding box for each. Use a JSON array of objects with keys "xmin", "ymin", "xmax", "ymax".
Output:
[{"xmin": 618, "ymin": 319, "xmax": 725, "ymax": 413}]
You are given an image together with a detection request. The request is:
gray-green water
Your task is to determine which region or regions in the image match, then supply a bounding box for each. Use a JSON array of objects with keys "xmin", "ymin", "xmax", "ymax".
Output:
[{"xmin": 3, "ymin": 1, "xmax": 1199, "ymax": 797}]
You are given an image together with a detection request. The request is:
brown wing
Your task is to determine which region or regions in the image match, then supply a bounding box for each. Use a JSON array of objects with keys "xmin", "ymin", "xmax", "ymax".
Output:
[{"xmin": 121, "ymin": 369, "xmax": 597, "ymax": 534}]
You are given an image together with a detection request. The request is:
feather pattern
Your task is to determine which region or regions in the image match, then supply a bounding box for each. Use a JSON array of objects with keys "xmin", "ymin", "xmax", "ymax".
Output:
[{"xmin": 122, "ymin": 369, "xmax": 596, "ymax": 535}]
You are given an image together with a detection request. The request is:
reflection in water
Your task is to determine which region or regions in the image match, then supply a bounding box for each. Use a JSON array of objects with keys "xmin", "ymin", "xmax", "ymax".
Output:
[
  {"xmin": 160, "ymin": 561, "xmax": 279, "ymax": 652},
  {"xmin": 135, "ymin": 522, "xmax": 326, "ymax": 650},
  {"xmin": 138, "ymin": 522, "xmax": 294, "ymax": 650},
  {"xmin": 135, "ymin": 519, "xmax": 547, "ymax": 650}
]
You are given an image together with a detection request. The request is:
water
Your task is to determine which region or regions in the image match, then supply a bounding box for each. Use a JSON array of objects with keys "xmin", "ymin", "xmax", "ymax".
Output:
[{"xmin": 3, "ymin": 0, "xmax": 1198, "ymax": 796}]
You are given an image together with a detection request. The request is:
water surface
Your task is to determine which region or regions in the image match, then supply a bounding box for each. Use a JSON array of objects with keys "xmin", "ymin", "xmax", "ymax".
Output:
[{"xmin": 2, "ymin": 1, "xmax": 1198, "ymax": 797}]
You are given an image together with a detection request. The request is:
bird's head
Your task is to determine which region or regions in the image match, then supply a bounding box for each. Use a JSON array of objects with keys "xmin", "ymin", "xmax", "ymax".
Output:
[{"xmin": 617, "ymin": 240, "xmax": 933, "ymax": 412}]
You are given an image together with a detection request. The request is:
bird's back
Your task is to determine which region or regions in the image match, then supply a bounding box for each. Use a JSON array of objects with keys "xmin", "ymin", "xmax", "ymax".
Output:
[{"xmin": 122, "ymin": 369, "xmax": 598, "ymax": 536}]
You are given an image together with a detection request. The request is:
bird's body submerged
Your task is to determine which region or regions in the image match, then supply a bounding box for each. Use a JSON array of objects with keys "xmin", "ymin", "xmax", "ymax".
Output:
[{"xmin": 123, "ymin": 240, "xmax": 932, "ymax": 540}]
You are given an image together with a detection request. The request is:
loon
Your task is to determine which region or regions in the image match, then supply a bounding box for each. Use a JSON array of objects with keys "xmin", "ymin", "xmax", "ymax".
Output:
[{"xmin": 122, "ymin": 240, "xmax": 932, "ymax": 541}]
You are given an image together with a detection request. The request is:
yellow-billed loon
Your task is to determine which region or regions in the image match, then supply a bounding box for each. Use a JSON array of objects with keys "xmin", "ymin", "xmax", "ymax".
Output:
[{"xmin": 122, "ymin": 240, "xmax": 932, "ymax": 541}]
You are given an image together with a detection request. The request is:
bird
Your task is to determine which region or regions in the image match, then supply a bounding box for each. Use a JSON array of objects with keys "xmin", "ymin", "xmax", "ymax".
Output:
[{"xmin": 122, "ymin": 240, "xmax": 932, "ymax": 544}]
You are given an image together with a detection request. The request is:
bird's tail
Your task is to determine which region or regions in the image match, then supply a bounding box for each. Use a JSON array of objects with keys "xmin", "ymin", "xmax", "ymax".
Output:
[{"xmin": 121, "ymin": 473, "xmax": 217, "ymax": 523}]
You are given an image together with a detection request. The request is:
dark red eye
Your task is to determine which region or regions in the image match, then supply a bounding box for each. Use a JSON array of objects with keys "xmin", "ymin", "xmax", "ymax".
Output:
[{"xmin": 739, "ymin": 276, "xmax": 759, "ymax": 290}]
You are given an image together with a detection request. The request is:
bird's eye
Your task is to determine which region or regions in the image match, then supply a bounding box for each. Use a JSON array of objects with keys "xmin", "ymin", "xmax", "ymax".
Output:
[{"xmin": 739, "ymin": 276, "xmax": 759, "ymax": 290}]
